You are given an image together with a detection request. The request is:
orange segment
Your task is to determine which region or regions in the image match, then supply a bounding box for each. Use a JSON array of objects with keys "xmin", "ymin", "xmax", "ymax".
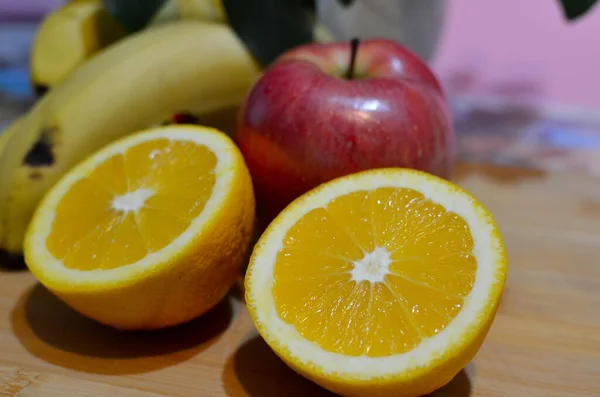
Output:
[
  {"xmin": 135, "ymin": 206, "xmax": 190, "ymax": 252},
  {"xmin": 46, "ymin": 177, "xmax": 116, "ymax": 261},
  {"xmin": 45, "ymin": 139, "xmax": 217, "ymax": 270},
  {"xmin": 124, "ymin": 138, "xmax": 217, "ymax": 195},
  {"xmin": 365, "ymin": 282, "xmax": 421, "ymax": 356},
  {"xmin": 86, "ymin": 154, "xmax": 129, "ymax": 194},
  {"xmin": 272, "ymin": 187, "xmax": 476, "ymax": 357},
  {"xmin": 282, "ymin": 207, "xmax": 364, "ymax": 261}
]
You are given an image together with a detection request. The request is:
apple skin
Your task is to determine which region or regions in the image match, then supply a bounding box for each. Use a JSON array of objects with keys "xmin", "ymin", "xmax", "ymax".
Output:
[{"xmin": 235, "ymin": 39, "xmax": 454, "ymax": 221}]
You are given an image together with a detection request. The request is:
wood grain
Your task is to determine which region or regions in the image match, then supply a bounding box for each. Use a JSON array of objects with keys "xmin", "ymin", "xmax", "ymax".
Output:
[{"xmin": 1, "ymin": 163, "xmax": 599, "ymax": 396}]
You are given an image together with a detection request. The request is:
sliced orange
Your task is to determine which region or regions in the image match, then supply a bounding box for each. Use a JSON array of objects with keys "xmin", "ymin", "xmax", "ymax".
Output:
[
  {"xmin": 245, "ymin": 168, "xmax": 507, "ymax": 397},
  {"xmin": 24, "ymin": 125, "xmax": 255, "ymax": 330}
]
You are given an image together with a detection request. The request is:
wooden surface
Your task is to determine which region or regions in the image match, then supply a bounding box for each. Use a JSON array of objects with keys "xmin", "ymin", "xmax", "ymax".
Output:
[{"xmin": 1, "ymin": 163, "xmax": 600, "ymax": 397}]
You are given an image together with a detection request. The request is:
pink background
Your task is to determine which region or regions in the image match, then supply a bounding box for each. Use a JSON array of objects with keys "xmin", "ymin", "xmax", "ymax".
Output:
[
  {"xmin": 433, "ymin": 0, "xmax": 600, "ymax": 110},
  {"xmin": 1, "ymin": 0, "xmax": 600, "ymax": 109}
]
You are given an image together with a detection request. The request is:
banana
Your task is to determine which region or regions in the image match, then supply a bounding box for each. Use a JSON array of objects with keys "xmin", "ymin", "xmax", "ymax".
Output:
[
  {"xmin": 148, "ymin": 0, "xmax": 181, "ymax": 26},
  {"xmin": 30, "ymin": 0, "xmax": 127, "ymax": 95},
  {"xmin": 0, "ymin": 118, "xmax": 24, "ymax": 159},
  {"xmin": 0, "ymin": 119, "xmax": 27, "ymax": 266},
  {"xmin": 29, "ymin": 0, "xmax": 233, "ymax": 95},
  {"xmin": 0, "ymin": 21, "xmax": 261, "ymax": 256},
  {"xmin": 177, "ymin": 0, "xmax": 226, "ymax": 21}
]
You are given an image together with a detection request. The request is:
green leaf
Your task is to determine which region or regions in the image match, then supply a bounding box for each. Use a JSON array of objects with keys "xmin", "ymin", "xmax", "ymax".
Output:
[
  {"xmin": 222, "ymin": 0, "xmax": 317, "ymax": 66},
  {"xmin": 558, "ymin": 0, "xmax": 599, "ymax": 20},
  {"xmin": 298, "ymin": 0, "xmax": 316, "ymax": 11},
  {"xmin": 103, "ymin": 0, "xmax": 168, "ymax": 33}
]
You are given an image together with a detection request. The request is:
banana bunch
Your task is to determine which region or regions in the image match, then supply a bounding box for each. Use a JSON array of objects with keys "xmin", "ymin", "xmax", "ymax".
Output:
[
  {"xmin": 29, "ymin": 0, "xmax": 219, "ymax": 94},
  {"xmin": 30, "ymin": 0, "xmax": 334, "ymax": 93},
  {"xmin": 0, "ymin": 21, "xmax": 262, "ymax": 259}
]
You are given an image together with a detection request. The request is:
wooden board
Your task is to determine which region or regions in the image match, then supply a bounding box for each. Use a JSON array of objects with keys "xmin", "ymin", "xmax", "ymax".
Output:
[{"xmin": 1, "ymin": 163, "xmax": 600, "ymax": 396}]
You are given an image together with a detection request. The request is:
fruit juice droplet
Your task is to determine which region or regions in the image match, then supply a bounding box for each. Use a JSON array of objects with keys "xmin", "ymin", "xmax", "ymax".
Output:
[{"xmin": 149, "ymin": 149, "xmax": 161, "ymax": 159}]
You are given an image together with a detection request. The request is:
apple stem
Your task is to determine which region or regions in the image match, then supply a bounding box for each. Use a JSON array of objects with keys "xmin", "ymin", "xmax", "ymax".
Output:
[{"xmin": 346, "ymin": 38, "xmax": 360, "ymax": 80}]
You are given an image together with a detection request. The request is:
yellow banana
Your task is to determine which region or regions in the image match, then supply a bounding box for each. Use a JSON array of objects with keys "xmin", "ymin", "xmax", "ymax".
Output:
[
  {"xmin": 30, "ymin": 0, "xmax": 127, "ymax": 95},
  {"xmin": 0, "ymin": 21, "xmax": 261, "ymax": 256},
  {"xmin": 30, "ymin": 0, "xmax": 232, "ymax": 94},
  {"xmin": 0, "ymin": 118, "xmax": 24, "ymax": 158},
  {"xmin": 148, "ymin": 0, "xmax": 181, "ymax": 26},
  {"xmin": 176, "ymin": 0, "xmax": 226, "ymax": 21}
]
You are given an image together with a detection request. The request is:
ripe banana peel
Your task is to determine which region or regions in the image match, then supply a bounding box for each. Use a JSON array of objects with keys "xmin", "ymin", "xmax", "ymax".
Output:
[
  {"xmin": 0, "ymin": 118, "xmax": 23, "ymax": 159},
  {"xmin": 30, "ymin": 0, "xmax": 127, "ymax": 95},
  {"xmin": 149, "ymin": 0, "xmax": 181, "ymax": 26},
  {"xmin": 0, "ymin": 21, "xmax": 261, "ymax": 257},
  {"xmin": 177, "ymin": 0, "xmax": 226, "ymax": 21}
]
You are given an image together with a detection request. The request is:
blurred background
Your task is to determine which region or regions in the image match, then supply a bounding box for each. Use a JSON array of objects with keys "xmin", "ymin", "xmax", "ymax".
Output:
[{"xmin": 2, "ymin": 0, "xmax": 600, "ymax": 174}]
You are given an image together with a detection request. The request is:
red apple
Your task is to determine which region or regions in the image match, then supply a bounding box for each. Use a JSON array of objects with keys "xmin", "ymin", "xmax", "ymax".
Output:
[{"xmin": 235, "ymin": 39, "xmax": 454, "ymax": 221}]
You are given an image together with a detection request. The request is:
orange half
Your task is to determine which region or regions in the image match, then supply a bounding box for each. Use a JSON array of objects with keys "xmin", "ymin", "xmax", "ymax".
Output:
[
  {"xmin": 24, "ymin": 125, "xmax": 255, "ymax": 329},
  {"xmin": 245, "ymin": 168, "xmax": 506, "ymax": 397}
]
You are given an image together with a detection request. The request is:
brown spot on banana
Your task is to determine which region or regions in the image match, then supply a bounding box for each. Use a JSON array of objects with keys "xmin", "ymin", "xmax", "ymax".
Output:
[
  {"xmin": 29, "ymin": 171, "xmax": 43, "ymax": 180},
  {"xmin": 22, "ymin": 129, "xmax": 55, "ymax": 167},
  {"xmin": 34, "ymin": 85, "xmax": 49, "ymax": 98}
]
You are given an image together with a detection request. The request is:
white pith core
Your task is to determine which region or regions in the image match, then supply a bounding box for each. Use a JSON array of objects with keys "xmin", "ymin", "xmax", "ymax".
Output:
[
  {"xmin": 112, "ymin": 188, "xmax": 154, "ymax": 212},
  {"xmin": 350, "ymin": 246, "xmax": 390, "ymax": 283}
]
